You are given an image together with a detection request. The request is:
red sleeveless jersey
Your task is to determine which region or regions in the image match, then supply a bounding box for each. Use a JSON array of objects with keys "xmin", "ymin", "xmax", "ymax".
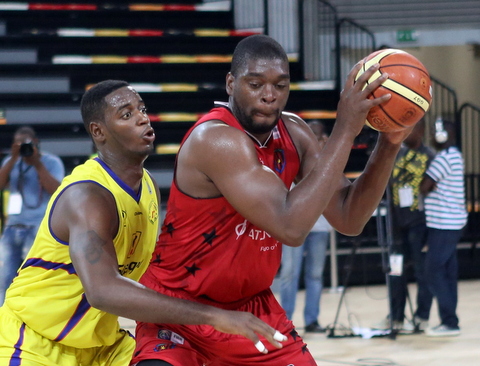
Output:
[{"xmin": 142, "ymin": 105, "xmax": 300, "ymax": 304}]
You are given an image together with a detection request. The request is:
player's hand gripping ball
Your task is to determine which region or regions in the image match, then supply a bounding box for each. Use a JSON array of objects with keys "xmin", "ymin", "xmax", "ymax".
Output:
[{"xmin": 355, "ymin": 48, "xmax": 432, "ymax": 132}]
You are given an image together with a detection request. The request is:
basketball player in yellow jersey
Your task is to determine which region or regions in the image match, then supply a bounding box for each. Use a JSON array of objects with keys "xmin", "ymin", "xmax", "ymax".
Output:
[{"xmin": 0, "ymin": 80, "xmax": 287, "ymax": 365}]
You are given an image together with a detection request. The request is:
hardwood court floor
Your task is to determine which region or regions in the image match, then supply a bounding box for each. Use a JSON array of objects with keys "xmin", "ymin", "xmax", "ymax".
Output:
[{"xmin": 120, "ymin": 279, "xmax": 480, "ymax": 365}]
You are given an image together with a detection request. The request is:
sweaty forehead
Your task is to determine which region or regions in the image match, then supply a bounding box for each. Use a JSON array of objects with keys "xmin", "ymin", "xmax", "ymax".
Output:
[
  {"xmin": 106, "ymin": 86, "xmax": 140, "ymax": 108},
  {"xmin": 241, "ymin": 57, "xmax": 289, "ymax": 76}
]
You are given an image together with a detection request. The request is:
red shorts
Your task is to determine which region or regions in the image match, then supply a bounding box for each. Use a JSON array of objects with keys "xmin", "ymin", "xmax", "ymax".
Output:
[{"xmin": 130, "ymin": 288, "xmax": 317, "ymax": 366}]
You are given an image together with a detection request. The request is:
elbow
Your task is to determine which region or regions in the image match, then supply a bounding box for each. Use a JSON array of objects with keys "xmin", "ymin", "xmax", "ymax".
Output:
[
  {"xmin": 280, "ymin": 228, "xmax": 309, "ymax": 247},
  {"xmin": 84, "ymin": 286, "xmax": 111, "ymax": 311},
  {"xmin": 338, "ymin": 225, "xmax": 363, "ymax": 237},
  {"xmin": 84, "ymin": 292, "xmax": 103, "ymax": 310},
  {"xmin": 333, "ymin": 219, "xmax": 366, "ymax": 237}
]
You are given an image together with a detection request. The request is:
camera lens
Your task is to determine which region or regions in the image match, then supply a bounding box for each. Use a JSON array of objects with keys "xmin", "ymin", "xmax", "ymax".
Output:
[{"xmin": 20, "ymin": 141, "xmax": 34, "ymax": 157}]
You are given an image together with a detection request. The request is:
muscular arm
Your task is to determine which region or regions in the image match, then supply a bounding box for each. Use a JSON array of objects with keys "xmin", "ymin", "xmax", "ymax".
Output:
[
  {"xmin": 178, "ymin": 62, "xmax": 407, "ymax": 245},
  {"xmin": 291, "ymin": 99, "xmax": 413, "ymax": 236},
  {"xmin": 50, "ymin": 182, "xmax": 284, "ymax": 351},
  {"xmin": 322, "ymin": 132, "xmax": 407, "ymax": 235}
]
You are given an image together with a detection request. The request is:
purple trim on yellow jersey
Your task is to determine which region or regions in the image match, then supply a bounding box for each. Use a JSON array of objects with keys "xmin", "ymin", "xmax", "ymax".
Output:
[
  {"xmin": 21, "ymin": 258, "xmax": 76, "ymax": 275},
  {"xmin": 53, "ymin": 293, "xmax": 91, "ymax": 342},
  {"xmin": 47, "ymin": 179, "xmax": 116, "ymax": 245},
  {"xmin": 47, "ymin": 182, "xmax": 71, "ymax": 245},
  {"xmin": 9, "ymin": 322, "xmax": 25, "ymax": 366},
  {"xmin": 94, "ymin": 157, "xmax": 142, "ymax": 203}
]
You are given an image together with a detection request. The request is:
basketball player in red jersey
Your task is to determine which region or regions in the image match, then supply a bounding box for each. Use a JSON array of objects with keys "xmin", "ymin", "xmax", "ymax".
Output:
[{"xmin": 132, "ymin": 35, "xmax": 413, "ymax": 365}]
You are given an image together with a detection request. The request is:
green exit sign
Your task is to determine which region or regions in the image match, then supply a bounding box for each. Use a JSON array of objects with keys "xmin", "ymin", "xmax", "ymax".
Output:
[{"xmin": 397, "ymin": 29, "xmax": 418, "ymax": 43}]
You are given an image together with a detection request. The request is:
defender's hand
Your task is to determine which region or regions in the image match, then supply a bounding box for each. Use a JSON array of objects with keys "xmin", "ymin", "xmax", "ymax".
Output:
[{"xmin": 212, "ymin": 309, "xmax": 287, "ymax": 354}]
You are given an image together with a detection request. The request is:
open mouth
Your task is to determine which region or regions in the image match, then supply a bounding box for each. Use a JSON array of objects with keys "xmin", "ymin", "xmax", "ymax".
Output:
[{"xmin": 143, "ymin": 128, "xmax": 155, "ymax": 142}]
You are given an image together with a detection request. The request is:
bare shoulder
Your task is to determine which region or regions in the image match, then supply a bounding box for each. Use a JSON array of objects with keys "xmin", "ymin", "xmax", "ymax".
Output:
[
  {"xmin": 60, "ymin": 181, "xmax": 115, "ymax": 206},
  {"xmin": 187, "ymin": 119, "xmax": 251, "ymax": 145},
  {"xmin": 51, "ymin": 182, "xmax": 117, "ymax": 241},
  {"xmin": 180, "ymin": 119, "xmax": 256, "ymax": 164},
  {"xmin": 281, "ymin": 111, "xmax": 306, "ymax": 125}
]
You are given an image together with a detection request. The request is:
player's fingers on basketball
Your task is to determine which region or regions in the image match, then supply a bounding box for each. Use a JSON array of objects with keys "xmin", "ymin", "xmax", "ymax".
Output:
[
  {"xmin": 370, "ymin": 92, "xmax": 391, "ymax": 108},
  {"xmin": 367, "ymin": 71, "xmax": 389, "ymax": 92},
  {"xmin": 355, "ymin": 63, "xmax": 386, "ymax": 92},
  {"xmin": 345, "ymin": 61, "xmax": 364, "ymax": 87},
  {"xmin": 362, "ymin": 71, "xmax": 390, "ymax": 105},
  {"xmin": 381, "ymin": 124, "xmax": 415, "ymax": 144}
]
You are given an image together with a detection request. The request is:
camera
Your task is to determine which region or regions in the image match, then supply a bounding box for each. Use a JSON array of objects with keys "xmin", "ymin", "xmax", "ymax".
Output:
[{"xmin": 20, "ymin": 141, "xmax": 35, "ymax": 157}]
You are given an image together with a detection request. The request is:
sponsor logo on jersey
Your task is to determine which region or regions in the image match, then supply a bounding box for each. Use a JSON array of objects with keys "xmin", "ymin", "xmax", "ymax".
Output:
[
  {"xmin": 154, "ymin": 343, "xmax": 176, "ymax": 352},
  {"xmin": 235, "ymin": 219, "xmax": 277, "ymax": 248},
  {"xmin": 149, "ymin": 200, "xmax": 159, "ymax": 224},
  {"xmin": 158, "ymin": 329, "xmax": 172, "ymax": 340},
  {"xmin": 171, "ymin": 332, "xmax": 185, "ymax": 344},
  {"xmin": 118, "ymin": 260, "xmax": 142, "ymax": 275},
  {"xmin": 274, "ymin": 149, "xmax": 285, "ymax": 173},
  {"xmin": 127, "ymin": 231, "xmax": 142, "ymax": 258},
  {"xmin": 157, "ymin": 329, "xmax": 185, "ymax": 345},
  {"xmin": 121, "ymin": 210, "xmax": 127, "ymax": 228}
]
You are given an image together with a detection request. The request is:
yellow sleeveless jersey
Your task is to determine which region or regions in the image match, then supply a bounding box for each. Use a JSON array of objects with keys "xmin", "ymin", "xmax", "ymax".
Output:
[{"xmin": 4, "ymin": 158, "xmax": 159, "ymax": 348}]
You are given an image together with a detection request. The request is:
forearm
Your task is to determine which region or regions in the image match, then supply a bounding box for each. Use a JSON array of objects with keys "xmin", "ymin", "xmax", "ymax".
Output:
[
  {"xmin": 283, "ymin": 128, "xmax": 357, "ymax": 244},
  {"xmin": 89, "ymin": 275, "xmax": 220, "ymax": 326},
  {"xmin": 335, "ymin": 134, "xmax": 401, "ymax": 234}
]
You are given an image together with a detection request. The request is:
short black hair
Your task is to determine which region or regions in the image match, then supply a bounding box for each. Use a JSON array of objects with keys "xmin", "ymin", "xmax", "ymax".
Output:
[
  {"xmin": 230, "ymin": 35, "xmax": 289, "ymax": 77},
  {"xmin": 80, "ymin": 80, "xmax": 130, "ymax": 134}
]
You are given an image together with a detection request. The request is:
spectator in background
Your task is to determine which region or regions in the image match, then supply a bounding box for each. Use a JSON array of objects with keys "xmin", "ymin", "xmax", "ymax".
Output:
[
  {"xmin": 378, "ymin": 118, "xmax": 435, "ymax": 332},
  {"xmin": 0, "ymin": 126, "xmax": 65, "ymax": 304},
  {"xmin": 420, "ymin": 118, "xmax": 467, "ymax": 337},
  {"xmin": 279, "ymin": 120, "xmax": 331, "ymax": 333}
]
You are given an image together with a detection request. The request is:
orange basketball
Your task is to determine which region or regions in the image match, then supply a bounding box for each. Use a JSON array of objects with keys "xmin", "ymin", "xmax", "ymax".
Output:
[{"xmin": 355, "ymin": 48, "xmax": 432, "ymax": 132}]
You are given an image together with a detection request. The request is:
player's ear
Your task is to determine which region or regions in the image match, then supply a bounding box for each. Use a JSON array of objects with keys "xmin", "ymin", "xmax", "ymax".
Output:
[
  {"xmin": 90, "ymin": 121, "xmax": 106, "ymax": 143},
  {"xmin": 226, "ymin": 72, "xmax": 235, "ymax": 96}
]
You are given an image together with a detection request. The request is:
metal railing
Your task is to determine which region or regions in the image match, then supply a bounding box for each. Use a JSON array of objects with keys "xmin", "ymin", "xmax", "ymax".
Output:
[
  {"xmin": 458, "ymin": 102, "xmax": 480, "ymax": 244},
  {"xmin": 299, "ymin": 0, "xmax": 376, "ymax": 91},
  {"xmin": 425, "ymin": 76, "xmax": 459, "ymax": 144},
  {"xmin": 336, "ymin": 17, "xmax": 376, "ymax": 92},
  {"xmin": 299, "ymin": 0, "xmax": 337, "ymax": 82}
]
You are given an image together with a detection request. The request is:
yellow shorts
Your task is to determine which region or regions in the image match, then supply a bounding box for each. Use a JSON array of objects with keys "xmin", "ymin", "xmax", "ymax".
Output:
[{"xmin": 0, "ymin": 307, "xmax": 135, "ymax": 366}]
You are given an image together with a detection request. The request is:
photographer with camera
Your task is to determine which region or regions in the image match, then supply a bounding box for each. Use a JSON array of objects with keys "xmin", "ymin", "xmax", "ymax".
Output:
[{"xmin": 0, "ymin": 126, "xmax": 64, "ymax": 304}]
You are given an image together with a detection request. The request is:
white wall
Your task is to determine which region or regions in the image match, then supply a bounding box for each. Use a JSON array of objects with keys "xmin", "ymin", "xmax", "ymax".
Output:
[{"xmin": 404, "ymin": 45, "xmax": 480, "ymax": 107}]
